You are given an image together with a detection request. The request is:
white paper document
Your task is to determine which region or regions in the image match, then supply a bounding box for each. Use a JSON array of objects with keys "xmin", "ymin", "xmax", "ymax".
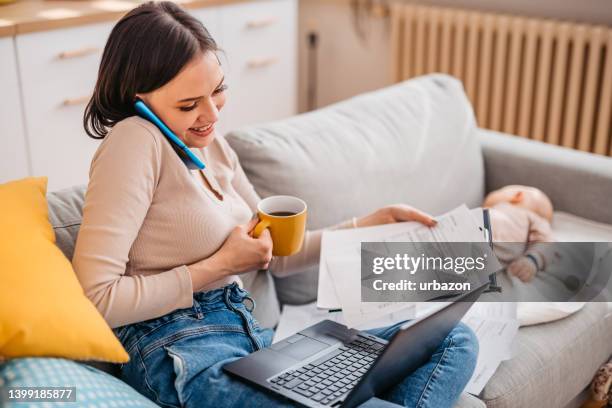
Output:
[
  {"xmin": 414, "ymin": 302, "xmax": 519, "ymax": 393},
  {"xmin": 462, "ymin": 313, "xmax": 519, "ymax": 394},
  {"xmin": 317, "ymin": 205, "xmax": 488, "ymax": 315},
  {"xmin": 326, "ymin": 254, "xmax": 416, "ymax": 327}
]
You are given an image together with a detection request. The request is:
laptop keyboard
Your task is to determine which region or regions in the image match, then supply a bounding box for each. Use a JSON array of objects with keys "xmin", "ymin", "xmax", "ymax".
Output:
[{"xmin": 269, "ymin": 336, "xmax": 385, "ymax": 405}]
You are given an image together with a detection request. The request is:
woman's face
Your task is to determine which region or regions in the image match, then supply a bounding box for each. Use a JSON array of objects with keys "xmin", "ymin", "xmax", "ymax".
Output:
[{"xmin": 136, "ymin": 50, "xmax": 226, "ymax": 149}]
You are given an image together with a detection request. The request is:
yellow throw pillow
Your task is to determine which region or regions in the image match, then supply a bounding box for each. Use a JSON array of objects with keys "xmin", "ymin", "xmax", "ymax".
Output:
[{"xmin": 0, "ymin": 177, "xmax": 128, "ymax": 363}]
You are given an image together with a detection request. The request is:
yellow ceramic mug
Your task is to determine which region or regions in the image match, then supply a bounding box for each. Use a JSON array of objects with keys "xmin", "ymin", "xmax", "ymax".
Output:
[{"xmin": 252, "ymin": 195, "xmax": 307, "ymax": 256}]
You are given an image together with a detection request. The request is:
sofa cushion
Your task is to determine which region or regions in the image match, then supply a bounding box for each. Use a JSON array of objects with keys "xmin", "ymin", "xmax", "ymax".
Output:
[
  {"xmin": 0, "ymin": 358, "xmax": 157, "ymax": 407},
  {"xmin": 226, "ymin": 74, "xmax": 484, "ymax": 304},
  {"xmin": 455, "ymin": 393, "xmax": 487, "ymax": 408},
  {"xmin": 481, "ymin": 302, "xmax": 612, "ymax": 408},
  {"xmin": 0, "ymin": 177, "xmax": 127, "ymax": 363},
  {"xmin": 47, "ymin": 184, "xmax": 86, "ymax": 261}
]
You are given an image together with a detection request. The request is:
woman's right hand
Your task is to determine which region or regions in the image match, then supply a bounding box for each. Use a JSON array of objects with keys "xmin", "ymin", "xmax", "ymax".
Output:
[
  {"xmin": 214, "ymin": 218, "xmax": 274, "ymax": 274},
  {"xmin": 187, "ymin": 219, "xmax": 273, "ymax": 292}
]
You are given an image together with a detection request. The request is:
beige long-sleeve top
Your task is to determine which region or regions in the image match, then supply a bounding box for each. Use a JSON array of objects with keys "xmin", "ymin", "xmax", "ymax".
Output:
[{"xmin": 73, "ymin": 116, "xmax": 350, "ymax": 328}]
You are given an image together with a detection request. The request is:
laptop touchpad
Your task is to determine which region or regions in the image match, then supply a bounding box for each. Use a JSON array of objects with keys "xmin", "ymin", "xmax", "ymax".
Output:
[{"xmin": 279, "ymin": 337, "xmax": 330, "ymax": 360}]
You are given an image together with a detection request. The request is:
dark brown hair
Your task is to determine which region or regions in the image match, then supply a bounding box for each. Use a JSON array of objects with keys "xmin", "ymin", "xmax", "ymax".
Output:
[{"xmin": 84, "ymin": 1, "xmax": 218, "ymax": 139}]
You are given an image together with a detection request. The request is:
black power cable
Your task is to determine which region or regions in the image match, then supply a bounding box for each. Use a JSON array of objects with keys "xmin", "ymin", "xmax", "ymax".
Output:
[{"xmin": 306, "ymin": 31, "xmax": 319, "ymax": 111}]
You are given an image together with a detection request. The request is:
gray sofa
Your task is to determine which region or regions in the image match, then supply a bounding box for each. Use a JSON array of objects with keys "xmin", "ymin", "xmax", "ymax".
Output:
[{"xmin": 47, "ymin": 74, "xmax": 612, "ymax": 407}]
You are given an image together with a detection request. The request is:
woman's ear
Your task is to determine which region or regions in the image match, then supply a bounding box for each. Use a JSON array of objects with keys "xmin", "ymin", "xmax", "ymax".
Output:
[{"xmin": 134, "ymin": 93, "xmax": 151, "ymax": 105}]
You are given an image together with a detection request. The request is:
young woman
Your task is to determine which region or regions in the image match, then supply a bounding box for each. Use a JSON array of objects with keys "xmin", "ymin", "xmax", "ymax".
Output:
[{"xmin": 73, "ymin": 2, "xmax": 478, "ymax": 407}]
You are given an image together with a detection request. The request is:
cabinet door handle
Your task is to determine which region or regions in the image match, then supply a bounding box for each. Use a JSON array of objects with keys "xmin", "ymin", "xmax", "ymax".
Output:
[
  {"xmin": 61, "ymin": 95, "xmax": 91, "ymax": 106},
  {"xmin": 245, "ymin": 17, "xmax": 278, "ymax": 29},
  {"xmin": 247, "ymin": 56, "xmax": 279, "ymax": 69},
  {"xmin": 57, "ymin": 46, "xmax": 100, "ymax": 59}
]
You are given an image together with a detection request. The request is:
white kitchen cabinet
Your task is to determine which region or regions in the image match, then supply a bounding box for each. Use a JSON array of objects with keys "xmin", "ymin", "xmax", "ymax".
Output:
[
  {"xmin": 4, "ymin": 0, "xmax": 297, "ymax": 191},
  {"xmin": 16, "ymin": 21, "xmax": 112, "ymax": 191},
  {"xmin": 217, "ymin": 0, "xmax": 297, "ymax": 132},
  {"xmin": 0, "ymin": 37, "xmax": 30, "ymax": 184}
]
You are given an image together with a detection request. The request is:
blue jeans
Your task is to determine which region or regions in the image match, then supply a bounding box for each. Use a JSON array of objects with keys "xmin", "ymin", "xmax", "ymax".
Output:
[{"xmin": 113, "ymin": 283, "xmax": 478, "ymax": 408}]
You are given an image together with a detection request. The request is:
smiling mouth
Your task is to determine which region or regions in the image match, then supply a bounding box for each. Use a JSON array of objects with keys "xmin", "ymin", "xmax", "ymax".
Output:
[
  {"xmin": 189, "ymin": 123, "xmax": 213, "ymax": 132},
  {"xmin": 188, "ymin": 123, "xmax": 215, "ymax": 137}
]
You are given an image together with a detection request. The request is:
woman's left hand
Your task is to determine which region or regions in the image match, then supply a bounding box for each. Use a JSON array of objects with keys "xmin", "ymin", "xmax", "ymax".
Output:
[{"xmin": 356, "ymin": 204, "xmax": 437, "ymax": 228}]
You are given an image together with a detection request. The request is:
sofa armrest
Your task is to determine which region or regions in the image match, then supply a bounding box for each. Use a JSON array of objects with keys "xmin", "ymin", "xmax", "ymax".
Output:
[{"xmin": 478, "ymin": 128, "xmax": 612, "ymax": 224}]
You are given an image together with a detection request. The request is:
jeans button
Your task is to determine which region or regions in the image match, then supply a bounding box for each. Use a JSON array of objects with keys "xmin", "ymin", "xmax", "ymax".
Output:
[{"xmin": 243, "ymin": 296, "xmax": 255, "ymax": 312}]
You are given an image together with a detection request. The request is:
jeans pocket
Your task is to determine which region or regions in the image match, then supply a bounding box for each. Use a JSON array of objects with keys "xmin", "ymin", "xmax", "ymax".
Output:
[
  {"xmin": 116, "ymin": 344, "xmax": 180, "ymax": 408},
  {"xmin": 113, "ymin": 325, "xmax": 129, "ymax": 343},
  {"xmin": 164, "ymin": 344, "xmax": 189, "ymax": 407}
]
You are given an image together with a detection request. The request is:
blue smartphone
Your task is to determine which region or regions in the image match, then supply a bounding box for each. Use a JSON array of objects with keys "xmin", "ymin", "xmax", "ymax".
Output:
[{"xmin": 134, "ymin": 99, "xmax": 205, "ymax": 170}]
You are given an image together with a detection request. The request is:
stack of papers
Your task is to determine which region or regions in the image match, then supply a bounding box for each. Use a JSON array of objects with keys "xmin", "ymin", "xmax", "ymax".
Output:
[
  {"xmin": 416, "ymin": 302, "xmax": 519, "ymax": 394},
  {"xmin": 462, "ymin": 314, "xmax": 518, "ymax": 394},
  {"xmin": 317, "ymin": 205, "xmax": 488, "ymax": 327}
]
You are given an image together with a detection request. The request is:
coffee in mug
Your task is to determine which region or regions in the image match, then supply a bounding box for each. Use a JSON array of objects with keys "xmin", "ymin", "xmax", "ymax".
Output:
[{"xmin": 268, "ymin": 211, "xmax": 297, "ymax": 217}]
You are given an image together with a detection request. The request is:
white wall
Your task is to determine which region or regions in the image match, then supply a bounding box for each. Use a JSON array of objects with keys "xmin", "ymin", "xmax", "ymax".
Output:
[{"xmin": 298, "ymin": 0, "xmax": 392, "ymax": 112}]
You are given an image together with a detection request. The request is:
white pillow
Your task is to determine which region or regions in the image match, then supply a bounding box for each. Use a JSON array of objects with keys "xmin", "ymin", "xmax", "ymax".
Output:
[
  {"xmin": 517, "ymin": 302, "xmax": 586, "ymax": 326},
  {"xmin": 516, "ymin": 212, "xmax": 612, "ymax": 326}
]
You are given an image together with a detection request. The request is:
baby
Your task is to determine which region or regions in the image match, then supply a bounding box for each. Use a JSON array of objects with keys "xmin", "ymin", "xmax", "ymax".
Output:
[{"xmin": 484, "ymin": 185, "xmax": 555, "ymax": 282}]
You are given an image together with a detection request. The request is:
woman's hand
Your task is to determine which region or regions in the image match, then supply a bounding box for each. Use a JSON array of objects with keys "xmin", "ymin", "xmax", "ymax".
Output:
[
  {"xmin": 355, "ymin": 204, "xmax": 437, "ymax": 228},
  {"xmin": 187, "ymin": 219, "xmax": 273, "ymax": 291},
  {"xmin": 213, "ymin": 218, "xmax": 274, "ymax": 274}
]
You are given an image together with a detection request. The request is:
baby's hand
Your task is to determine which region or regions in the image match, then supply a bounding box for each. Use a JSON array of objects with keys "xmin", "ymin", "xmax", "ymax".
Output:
[{"xmin": 507, "ymin": 256, "xmax": 537, "ymax": 282}]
